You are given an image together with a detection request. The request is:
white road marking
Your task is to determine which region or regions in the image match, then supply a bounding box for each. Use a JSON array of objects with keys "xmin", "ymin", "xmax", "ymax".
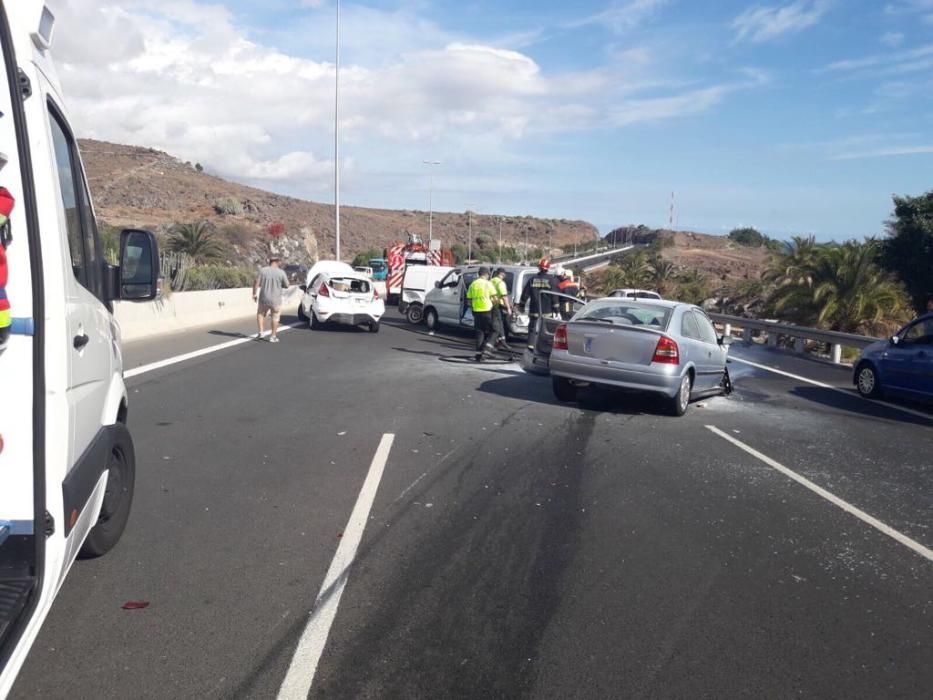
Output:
[
  {"xmin": 729, "ymin": 354, "xmax": 933, "ymax": 423},
  {"xmin": 277, "ymin": 433, "xmax": 396, "ymax": 700},
  {"xmin": 705, "ymin": 425, "xmax": 933, "ymax": 564},
  {"xmin": 124, "ymin": 323, "xmax": 303, "ymax": 379}
]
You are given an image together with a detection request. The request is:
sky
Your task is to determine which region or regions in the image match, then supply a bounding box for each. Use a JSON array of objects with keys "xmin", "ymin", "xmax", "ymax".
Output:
[{"xmin": 46, "ymin": 0, "xmax": 933, "ymax": 241}]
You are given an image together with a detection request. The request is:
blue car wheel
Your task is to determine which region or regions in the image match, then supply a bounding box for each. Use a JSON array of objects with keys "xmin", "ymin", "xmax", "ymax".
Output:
[{"xmin": 856, "ymin": 362, "xmax": 883, "ymax": 398}]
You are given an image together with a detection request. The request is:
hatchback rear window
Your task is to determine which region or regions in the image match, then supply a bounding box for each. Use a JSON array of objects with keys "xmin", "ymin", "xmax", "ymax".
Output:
[
  {"xmin": 329, "ymin": 277, "xmax": 371, "ymax": 294},
  {"xmin": 576, "ymin": 301, "xmax": 671, "ymax": 328}
]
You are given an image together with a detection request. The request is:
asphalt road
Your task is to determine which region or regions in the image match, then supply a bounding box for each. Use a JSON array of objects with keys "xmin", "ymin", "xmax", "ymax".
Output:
[{"xmin": 11, "ymin": 310, "xmax": 933, "ymax": 699}]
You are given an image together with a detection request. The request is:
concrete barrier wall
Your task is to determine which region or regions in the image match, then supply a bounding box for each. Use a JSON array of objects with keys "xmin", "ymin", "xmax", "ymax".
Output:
[{"xmin": 115, "ymin": 288, "xmax": 295, "ymax": 342}]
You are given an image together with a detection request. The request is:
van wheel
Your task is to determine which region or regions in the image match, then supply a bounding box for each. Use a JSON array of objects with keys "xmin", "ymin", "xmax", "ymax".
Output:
[
  {"xmin": 425, "ymin": 308, "xmax": 439, "ymax": 331},
  {"xmin": 667, "ymin": 372, "xmax": 693, "ymax": 417},
  {"xmin": 406, "ymin": 304, "xmax": 424, "ymax": 324},
  {"xmin": 552, "ymin": 376, "xmax": 577, "ymax": 402},
  {"xmin": 80, "ymin": 424, "xmax": 136, "ymax": 558}
]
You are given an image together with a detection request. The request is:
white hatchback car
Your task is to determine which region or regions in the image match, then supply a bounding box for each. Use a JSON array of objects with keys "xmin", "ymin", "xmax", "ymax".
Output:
[{"xmin": 298, "ymin": 271, "xmax": 385, "ymax": 332}]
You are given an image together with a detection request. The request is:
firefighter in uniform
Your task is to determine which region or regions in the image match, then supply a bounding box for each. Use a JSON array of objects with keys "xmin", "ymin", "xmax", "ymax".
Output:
[
  {"xmin": 557, "ymin": 268, "xmax": 581, "ymax": 319},
  {"xmin": 491, "ymin": 267, "xmax": 512, "ymax": 350},
  {"xmin": 466, "ymin": 267, "xmax": 500, "ymax": 361},
  {"xmin": 519, "ymin": 258, "xmax": 559, "ymax": 350}
]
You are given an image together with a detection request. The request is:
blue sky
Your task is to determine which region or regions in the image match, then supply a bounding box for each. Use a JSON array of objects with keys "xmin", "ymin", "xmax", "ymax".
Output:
[{"xmin": 52, "ymin": 0, "xmax": 933, "ymax": 241}]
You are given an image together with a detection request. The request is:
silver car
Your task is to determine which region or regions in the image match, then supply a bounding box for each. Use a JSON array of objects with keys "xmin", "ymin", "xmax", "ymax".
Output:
[{"xmin": 547, "ymin": 299, "xmax": 732, "ymax": 416}]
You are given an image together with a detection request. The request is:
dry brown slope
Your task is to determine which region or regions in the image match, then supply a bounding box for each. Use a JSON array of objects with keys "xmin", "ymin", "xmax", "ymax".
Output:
[{"xmin": 80, "ymin": 139, "xmax": 598, "ymax": 260}]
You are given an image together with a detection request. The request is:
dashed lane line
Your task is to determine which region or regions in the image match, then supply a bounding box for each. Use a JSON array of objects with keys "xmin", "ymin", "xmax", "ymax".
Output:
[
  {"xmin": 277, "ymin": 433, "xmax": 396, "ymax": 699},
  {"xmin": 706, "ymin": 425, "xmax": 933, "ymax": 564},
  {"xmin": 124, "ymin": 323, "xmax": 304, "ymax": 379}
]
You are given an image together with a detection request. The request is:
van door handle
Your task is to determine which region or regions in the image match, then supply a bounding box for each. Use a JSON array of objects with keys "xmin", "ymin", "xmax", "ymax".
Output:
[{"xmin": 73, "ymin": 333, "xmax": 90, "ymax": 350}]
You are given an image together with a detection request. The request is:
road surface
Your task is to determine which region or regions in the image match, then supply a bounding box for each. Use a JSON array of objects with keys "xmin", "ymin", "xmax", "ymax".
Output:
[{"xmin": 12, "ymin": 310, "xmax": 933, "ymax": 699}]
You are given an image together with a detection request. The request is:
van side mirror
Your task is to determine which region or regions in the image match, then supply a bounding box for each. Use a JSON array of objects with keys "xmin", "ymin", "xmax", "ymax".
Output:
[
  {"xmin": 718, "ymin": 334, "xmax": 733, "ymax": 346},
  {"xmin": 435, "ymin": 281, "xmax": 442, "ymax": 288},
  {"xmin": 118, "ymin": 229, "xmax": 160, "ymax": 301},
  {"xmin": 299, "ymin": 284, "xmax": 307, "ymax": 292}
]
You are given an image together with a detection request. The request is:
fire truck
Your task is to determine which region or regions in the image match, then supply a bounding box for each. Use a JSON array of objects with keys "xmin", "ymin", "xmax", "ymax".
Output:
[{"xmin": 385, "ymin": 233, "xmax": 454, "ymax": 304}]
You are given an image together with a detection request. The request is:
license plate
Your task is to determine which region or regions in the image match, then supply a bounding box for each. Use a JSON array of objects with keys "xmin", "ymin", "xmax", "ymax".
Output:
[{"xmin": 355, "ymin": 298, "xmax": 369, "ymax": 306}]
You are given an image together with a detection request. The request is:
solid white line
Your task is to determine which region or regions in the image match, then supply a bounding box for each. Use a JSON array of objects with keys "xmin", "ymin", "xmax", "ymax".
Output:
[
  {"xmin": 729, "ymin": 354, "xmax": 933, "ymax": 423},
  {"xmin": 124, "ymin": 323, "xmax": 303, "ymax": 379},
  {"xmin": 705, "ymin": 425, "xmax": 933, "ymax": 564},
  {"xmin": 277, "ymin": 433, "xmax": 396, "ymax": 700}
]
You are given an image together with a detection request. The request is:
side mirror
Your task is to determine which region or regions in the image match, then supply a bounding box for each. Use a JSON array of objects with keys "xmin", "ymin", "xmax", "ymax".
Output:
[
  {"xmin": 118, "ymin": 229, "xmax": 159, "ymax": 301},
  {"xmin": 299, "ymin": 284, "xmax": 307, "ymax": 292},
  {"xmin": 718, "ymin": 334, "xmax": 733, "ymax": 346},
  {"xmin": 435, "ymin": 281, "xmax": 442, "ymax": 288},
  {"xmin": 890, "ymin": 335, "xmax": 899, "ymax": 345}
]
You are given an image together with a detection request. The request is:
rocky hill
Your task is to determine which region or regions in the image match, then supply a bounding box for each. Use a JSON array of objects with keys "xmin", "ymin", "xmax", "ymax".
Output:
[
  {"xmin": 605, "ymin": 224, "xmax": 770, "ymax": 285},
  {"xmin": 80, "ymin": 139, "xmax": 599, "ymax": 265}
]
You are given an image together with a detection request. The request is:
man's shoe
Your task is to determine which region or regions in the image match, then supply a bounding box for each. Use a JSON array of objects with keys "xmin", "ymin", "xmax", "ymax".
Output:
[
  {"xmin": 269, "ymin": 336, "xmax": 280, "ymax": 343},
  {"xmin": 474, "ymin": 353, "xmax": 484, "ymax": 362}
]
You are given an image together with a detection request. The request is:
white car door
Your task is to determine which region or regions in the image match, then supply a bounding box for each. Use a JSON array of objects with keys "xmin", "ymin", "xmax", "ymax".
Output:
[{"xmin": 46, "ymin": 97, "xmax": 115, "ymax": 555}]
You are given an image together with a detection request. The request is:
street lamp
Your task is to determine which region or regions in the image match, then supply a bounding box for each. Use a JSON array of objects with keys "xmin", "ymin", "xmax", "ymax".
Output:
[
  {"xmin": 497, "ymin": 217, "xmax": 502, "ymax": 264},
  {"xmin": 467, "ymin": 208, "xmax": 473, "ymax": 262},
  {"xmin": 334, "ymin": 0, "xmax": 341, "ymax": 260},
  {"xmin": 423, "ymin": 160, "xmax": 441, "ymax": 243}
]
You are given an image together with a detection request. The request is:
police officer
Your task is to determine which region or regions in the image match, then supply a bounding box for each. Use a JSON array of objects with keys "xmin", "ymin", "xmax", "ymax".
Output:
[
  {"xmin": 491, "ymin": 268, "xmax": 512, "ymax": 350},
  {"xmin": 520, "ymin": 258, "xmax": 559, "ymax": 350},
  {"xmin": 466, "ymin": 267, "xmax": 500, "ymax": 361}
]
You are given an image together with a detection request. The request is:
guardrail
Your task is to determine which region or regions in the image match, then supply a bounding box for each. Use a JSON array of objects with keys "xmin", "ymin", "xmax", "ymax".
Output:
[
  {"xmin": 554, "ymin": 245, "xmax": 638, "ymax": 269},
  {"xmin": 708, "ymin": 313, "xmax": 879, "ymax": 365}
]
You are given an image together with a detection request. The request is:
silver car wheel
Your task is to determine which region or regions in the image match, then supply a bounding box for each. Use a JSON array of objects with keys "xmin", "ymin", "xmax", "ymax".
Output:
[
  {"xmin": 678, "ymin": 374, "xmax": 690, "ymax": 411},
  {"xmin": 858, "ymin": 367, "xmax": 875, "ymax": 395}
]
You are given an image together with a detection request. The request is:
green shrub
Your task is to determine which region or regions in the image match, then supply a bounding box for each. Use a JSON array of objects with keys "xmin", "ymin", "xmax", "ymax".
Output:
[
  {"xmin": 214, "ymin": 197, "xmax": 244, "ymax": 215},
  {"xmin": 184, "ymin": 265, "xmax": 255, "ymax": 290}
]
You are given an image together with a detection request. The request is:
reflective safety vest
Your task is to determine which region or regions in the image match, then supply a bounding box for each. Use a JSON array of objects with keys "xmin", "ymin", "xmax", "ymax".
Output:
[
  {"xmin": 491, "ymin": 276, "xmax": 508, "ymax": 305},
  {"xmin": 466, "ymin": 277, "xmax": 496, "ymax": 312}
]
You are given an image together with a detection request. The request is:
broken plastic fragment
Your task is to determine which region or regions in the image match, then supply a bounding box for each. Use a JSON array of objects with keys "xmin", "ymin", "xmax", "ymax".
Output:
[{"xmin": 122, "ymin": 601, "xmax": 150, "ymax": 610}]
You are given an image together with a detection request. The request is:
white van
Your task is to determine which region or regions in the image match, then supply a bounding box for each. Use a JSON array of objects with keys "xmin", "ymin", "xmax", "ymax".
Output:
[
  {"xmin": 0, "ymin": 4, "xmax": 159, "ymax": 695},
  {"xmin": 398, "ymin": 264, "xmax": 453, "ymax": 324},
  {"xmin": 421, "ymin": 264, "xmax": 540, "ymax": 339}
]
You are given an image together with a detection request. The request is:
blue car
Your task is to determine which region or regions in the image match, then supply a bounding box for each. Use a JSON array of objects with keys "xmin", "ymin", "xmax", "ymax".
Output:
[{"xmin": 854, "ymin": 313, "xmax": 933, "ymax": 402}]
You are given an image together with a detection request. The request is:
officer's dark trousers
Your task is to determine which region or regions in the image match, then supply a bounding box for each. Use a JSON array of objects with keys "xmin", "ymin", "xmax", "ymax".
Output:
[{"xmin": 474, "ymin": 311, "xmax": 499, "ymax": 353}]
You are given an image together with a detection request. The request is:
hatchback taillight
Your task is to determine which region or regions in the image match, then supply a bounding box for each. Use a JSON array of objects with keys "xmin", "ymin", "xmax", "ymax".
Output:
[
  {"xmin": 652, "ymin": 335, "xmax": 679, "ymax": 364},
  {"xmin": 553, "ymin": 324, "xmax": 568, "ymax": 350},
  {"xmin": 318, "ymin": 283, "xmax": 330, "ymax": 297},
  {"xmin": 373, "ymin": 288, "xmax": 379, "ymax": 300}
]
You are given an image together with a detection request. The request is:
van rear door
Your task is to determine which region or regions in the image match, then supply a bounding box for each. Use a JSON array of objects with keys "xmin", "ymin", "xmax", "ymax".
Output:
[{"xmin": 0, "ymin": 4, "xmax": 52, "ymax": 695}]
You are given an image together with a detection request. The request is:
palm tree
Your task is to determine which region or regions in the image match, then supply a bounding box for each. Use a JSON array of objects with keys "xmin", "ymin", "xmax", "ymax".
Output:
[
  {"xmin": 167, "ymin": 222, "xmax": 226, "ymax": 263},
  {"xmin": 809, "ymin": 240, "xmax": 911, "ymax": 333},
  {"xmin": 769, "ymin": 238, "xmax": 911, "ymax": 332},
  {"xmin": 674, "ymin": 269, "xmax": 711, "ymax": 305},
  {"xmin": 648, "ymin": 256, "xmax": 677, "ymax": 295}
]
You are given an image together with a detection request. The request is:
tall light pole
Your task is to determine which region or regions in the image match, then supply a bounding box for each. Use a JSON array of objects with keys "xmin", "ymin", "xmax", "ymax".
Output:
[
  {"xmin": 467, "ymin": 209, "xmax": 473, "ymax": 262},
  {"xmin": 497, "ymin": 217, "xmax": 502, "ymax": 264},
  {"xmin": 423, "ymin": 160, "xmax": 441, "ymax": 243},
  {"xmin": 334, "ymin": 0, "xmax": 341, "ymax": 260}
]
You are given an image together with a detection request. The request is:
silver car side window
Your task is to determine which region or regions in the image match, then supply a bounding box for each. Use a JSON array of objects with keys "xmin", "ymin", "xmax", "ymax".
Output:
[
  {"xmin": 694, "ymin": 312, "xmax": 719, "ymax": 345},
  {"xmin": 681, "ymin": 312, "xmax": 701, "ymax": 340}
]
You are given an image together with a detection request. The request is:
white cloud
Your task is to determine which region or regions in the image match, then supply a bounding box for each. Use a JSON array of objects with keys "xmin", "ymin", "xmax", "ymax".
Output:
[
  {"xmin": 732, "ymin": 0, "xmax": 832, "ymax": 43},
  {"xmin": 823, "ymin": 43, "xmax": 933, "ymax": 74},
  {"xmin": 568, "ymin": 0, "xmax": 670, "ymax": 35},
  {"xmin": 880, "ymin": 31, "xmax": 905, "ymax": 47},
  {"xmin": 46, "ymin": 0, "xmax": 760, "ymax": 199},
  {"xmin": 831, "ymin": 145, "xmax": 933, "ymax": 160}
]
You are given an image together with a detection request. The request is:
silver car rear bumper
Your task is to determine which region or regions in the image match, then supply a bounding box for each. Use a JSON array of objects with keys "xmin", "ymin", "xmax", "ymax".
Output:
[{"xmin": 549, "ymin": 350, "xmax": 684, "ymax": 398}]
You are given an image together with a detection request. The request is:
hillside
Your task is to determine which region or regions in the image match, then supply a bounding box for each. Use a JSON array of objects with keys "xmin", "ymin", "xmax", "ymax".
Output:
[
  {"xmin": 80, "ymin": 139, "xmax": 599, "ymax": 265},
  {"xmin": 604, "ymin": 225, "xmax": 770, "ymax": 286}
]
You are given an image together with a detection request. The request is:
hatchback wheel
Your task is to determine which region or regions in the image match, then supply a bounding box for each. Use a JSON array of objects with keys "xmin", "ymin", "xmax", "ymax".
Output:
[
  {"xmin": 668, "ymin": 372, "xmax": 693, "ymax": 416},
  {"xmin": 856, "ymin": 363, "xmax": 883, "ymax": 398},
  {"xmin": 297, "ymin": 304, "xmax": 308, "ymax": 322},
  {"xmin": 310, "ymin": 312, "xmax": 323, "ymax": 330},
  {"xmin": 369, "ymin": 320, "xmax": 380, "ymax": 333}
]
